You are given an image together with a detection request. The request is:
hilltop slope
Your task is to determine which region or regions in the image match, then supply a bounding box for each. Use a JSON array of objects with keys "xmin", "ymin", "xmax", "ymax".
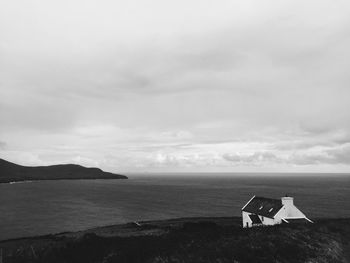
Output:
[
  {"xmin": 0, "ymin": 217, "xmax": 349, "ymax": 263},
  {"xmin": 0, "ymin": 158, "xmax": 127, "ymax": 183}
]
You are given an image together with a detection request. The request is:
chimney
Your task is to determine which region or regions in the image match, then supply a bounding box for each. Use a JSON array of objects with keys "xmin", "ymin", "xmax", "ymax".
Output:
[{"xmin": 281, "ymin": 195, "xmax": 294, "ymax": 207}]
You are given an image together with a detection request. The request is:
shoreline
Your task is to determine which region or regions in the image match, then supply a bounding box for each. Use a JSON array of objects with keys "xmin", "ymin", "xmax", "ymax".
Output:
[
  {"xmin": 0, "ymin": 177, "xmax": 128, "ymax": 185},
  {"xmin": 0, "ymin": 158, "xmax": 128, "ymax": 184}
]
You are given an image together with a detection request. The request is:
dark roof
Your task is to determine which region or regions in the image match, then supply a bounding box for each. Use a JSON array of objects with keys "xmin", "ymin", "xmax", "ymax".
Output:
[
  {"xmin": 249, "ymin": 214, "xmax": 262, "ymax": 224},
  {"xmin": 242, "ymin": 196, "xmax": 283, "ymax": 218}
]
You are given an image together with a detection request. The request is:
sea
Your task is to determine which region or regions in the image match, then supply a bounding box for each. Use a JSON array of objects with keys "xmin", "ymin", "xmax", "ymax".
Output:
[{"xmin": 0, "ymin": 173, "xmax": 349, "ymax": 241}]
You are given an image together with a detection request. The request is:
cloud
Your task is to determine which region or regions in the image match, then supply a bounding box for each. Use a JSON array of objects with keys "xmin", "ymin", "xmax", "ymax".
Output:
[
  {"xmin": 327, "ymin": 144, "xmax": 350, "ymax": 164},
  {"xmin": 274, "ymin": 129, "xmax": 350, "ymax": 152},
  {"xmin": 290, "ymin": 144, "xmax": 350, "ymax": 165},
  {"xmin": 0, "ymin": 0, "xmax": 350, "ymax": 172},
  {"xmin": 0, "ymin": 141, "xmax": 7, "ymax": 150},
  {"xmin": 223, "ymin": 152, "xmax": 282, "ymax": 165}
]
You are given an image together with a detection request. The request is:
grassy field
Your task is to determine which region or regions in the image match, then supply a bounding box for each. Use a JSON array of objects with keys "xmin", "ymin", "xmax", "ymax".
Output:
[{"xmin": 1, "ymin": 217, "xmax": 349, "ymax": 263}]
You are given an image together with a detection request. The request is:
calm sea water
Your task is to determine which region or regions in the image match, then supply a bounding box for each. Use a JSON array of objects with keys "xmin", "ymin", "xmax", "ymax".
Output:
[{"xmin": 0, "ymin": 173, "xmax": 349, "ymax": 241}]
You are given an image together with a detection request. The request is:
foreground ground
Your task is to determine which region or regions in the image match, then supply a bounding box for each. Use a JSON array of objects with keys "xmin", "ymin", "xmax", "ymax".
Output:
[{"xmin": 0, "ymin": 217, "xmax": 349, "ymax": 263}]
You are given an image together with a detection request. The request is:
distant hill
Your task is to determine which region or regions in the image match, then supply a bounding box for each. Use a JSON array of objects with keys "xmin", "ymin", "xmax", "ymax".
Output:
[{"xmin": 0, "ymin": 158, "xmax": 127, "ymax": 183}]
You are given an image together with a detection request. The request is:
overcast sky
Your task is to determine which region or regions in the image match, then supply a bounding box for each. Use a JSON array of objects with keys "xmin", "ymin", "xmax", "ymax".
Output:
[{"xmin": 1, "ymin": 0, "xmax": 350, "ymax": 173}]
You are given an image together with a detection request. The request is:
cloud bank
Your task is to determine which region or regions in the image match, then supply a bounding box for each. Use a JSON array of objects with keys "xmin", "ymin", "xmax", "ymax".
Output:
[{"xmin": 1, "ymin": 0, "xmax": 350, "ymax": 172}]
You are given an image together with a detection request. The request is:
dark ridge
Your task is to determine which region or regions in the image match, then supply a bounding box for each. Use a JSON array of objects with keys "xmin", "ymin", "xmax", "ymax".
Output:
[
  {"xmin": 0, "ymin": 158, "xmax": 127, "ymax": 183},
  {"xmin": 0, "ymin": 217, "xmax": 349, "ymax": 263}
]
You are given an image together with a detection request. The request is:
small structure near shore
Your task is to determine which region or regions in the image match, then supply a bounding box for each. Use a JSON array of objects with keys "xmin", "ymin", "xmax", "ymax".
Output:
[{"xmin": 242, "ymin": 195, "xmax": 313, "ymax": 228}]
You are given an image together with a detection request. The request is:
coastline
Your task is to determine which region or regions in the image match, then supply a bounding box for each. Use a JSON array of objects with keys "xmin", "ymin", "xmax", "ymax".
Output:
[
  {"xmin": 0, "ymin": 177, "xmax": 128, "ymax": 185},
  {"xmin": 0, "ymin": 158, "xmax": 128, "ymax": 184}
]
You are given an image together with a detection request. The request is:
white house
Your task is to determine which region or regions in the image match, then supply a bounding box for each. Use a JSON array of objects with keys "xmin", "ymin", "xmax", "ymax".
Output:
[{"xmin": 242, "ymin": 195, "xmax": 313, "ymax": 228}]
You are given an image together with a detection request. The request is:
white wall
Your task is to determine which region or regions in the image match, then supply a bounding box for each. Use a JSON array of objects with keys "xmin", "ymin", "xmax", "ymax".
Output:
[
  {"xmin": 242, "ymin": 211, "xmax": 252, "ymax": 228},
  {"xmin": 275, "ymin": 204, "xmax": 307, "ymax": 220},
  {"xmin": 259, "ymin": 216, "xmax": 276, "ymax": 226},
  {"xmin": 242, "ymin": 212, "xmax": 278, "ymax": 227},
  {"xmin": 280, "ymin": 197, "xmax": 307, "ymax": 218}
]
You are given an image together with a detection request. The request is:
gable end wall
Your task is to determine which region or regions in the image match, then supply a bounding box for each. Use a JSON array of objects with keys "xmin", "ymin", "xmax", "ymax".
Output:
[{"xmin": 242, "ymin": 211, "xmax": 279, "ymax": 227}]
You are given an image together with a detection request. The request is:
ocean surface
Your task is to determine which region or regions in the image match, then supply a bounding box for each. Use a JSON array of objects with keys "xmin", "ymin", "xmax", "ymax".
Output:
[{"xmin": 0, "ymin": 173, "xmax": 349, "ymax": 241}]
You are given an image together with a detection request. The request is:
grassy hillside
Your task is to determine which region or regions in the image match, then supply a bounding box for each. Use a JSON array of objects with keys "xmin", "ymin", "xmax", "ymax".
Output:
[
  {"xmin": 0, "ymin": 217, "xmax": 349, "ymax": 263},
  {"xmin": 0, "ymin": 158, "xmax": 127, "ymax": 183}
]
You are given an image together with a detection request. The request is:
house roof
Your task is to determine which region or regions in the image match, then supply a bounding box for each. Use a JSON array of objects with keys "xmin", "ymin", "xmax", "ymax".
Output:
[
  {"xmin": 249, "ymin": 214, "xmax": 262, "ymax": 225},
  {"xmin": 242, "ymin": 196, "xmax": 283, "ymax": 219}
]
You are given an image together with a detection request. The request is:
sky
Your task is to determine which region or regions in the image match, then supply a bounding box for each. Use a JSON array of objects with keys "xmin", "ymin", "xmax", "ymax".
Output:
[{"xmin": 1, "ymin": 0, "xmax": 350, "ymax": 173}]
